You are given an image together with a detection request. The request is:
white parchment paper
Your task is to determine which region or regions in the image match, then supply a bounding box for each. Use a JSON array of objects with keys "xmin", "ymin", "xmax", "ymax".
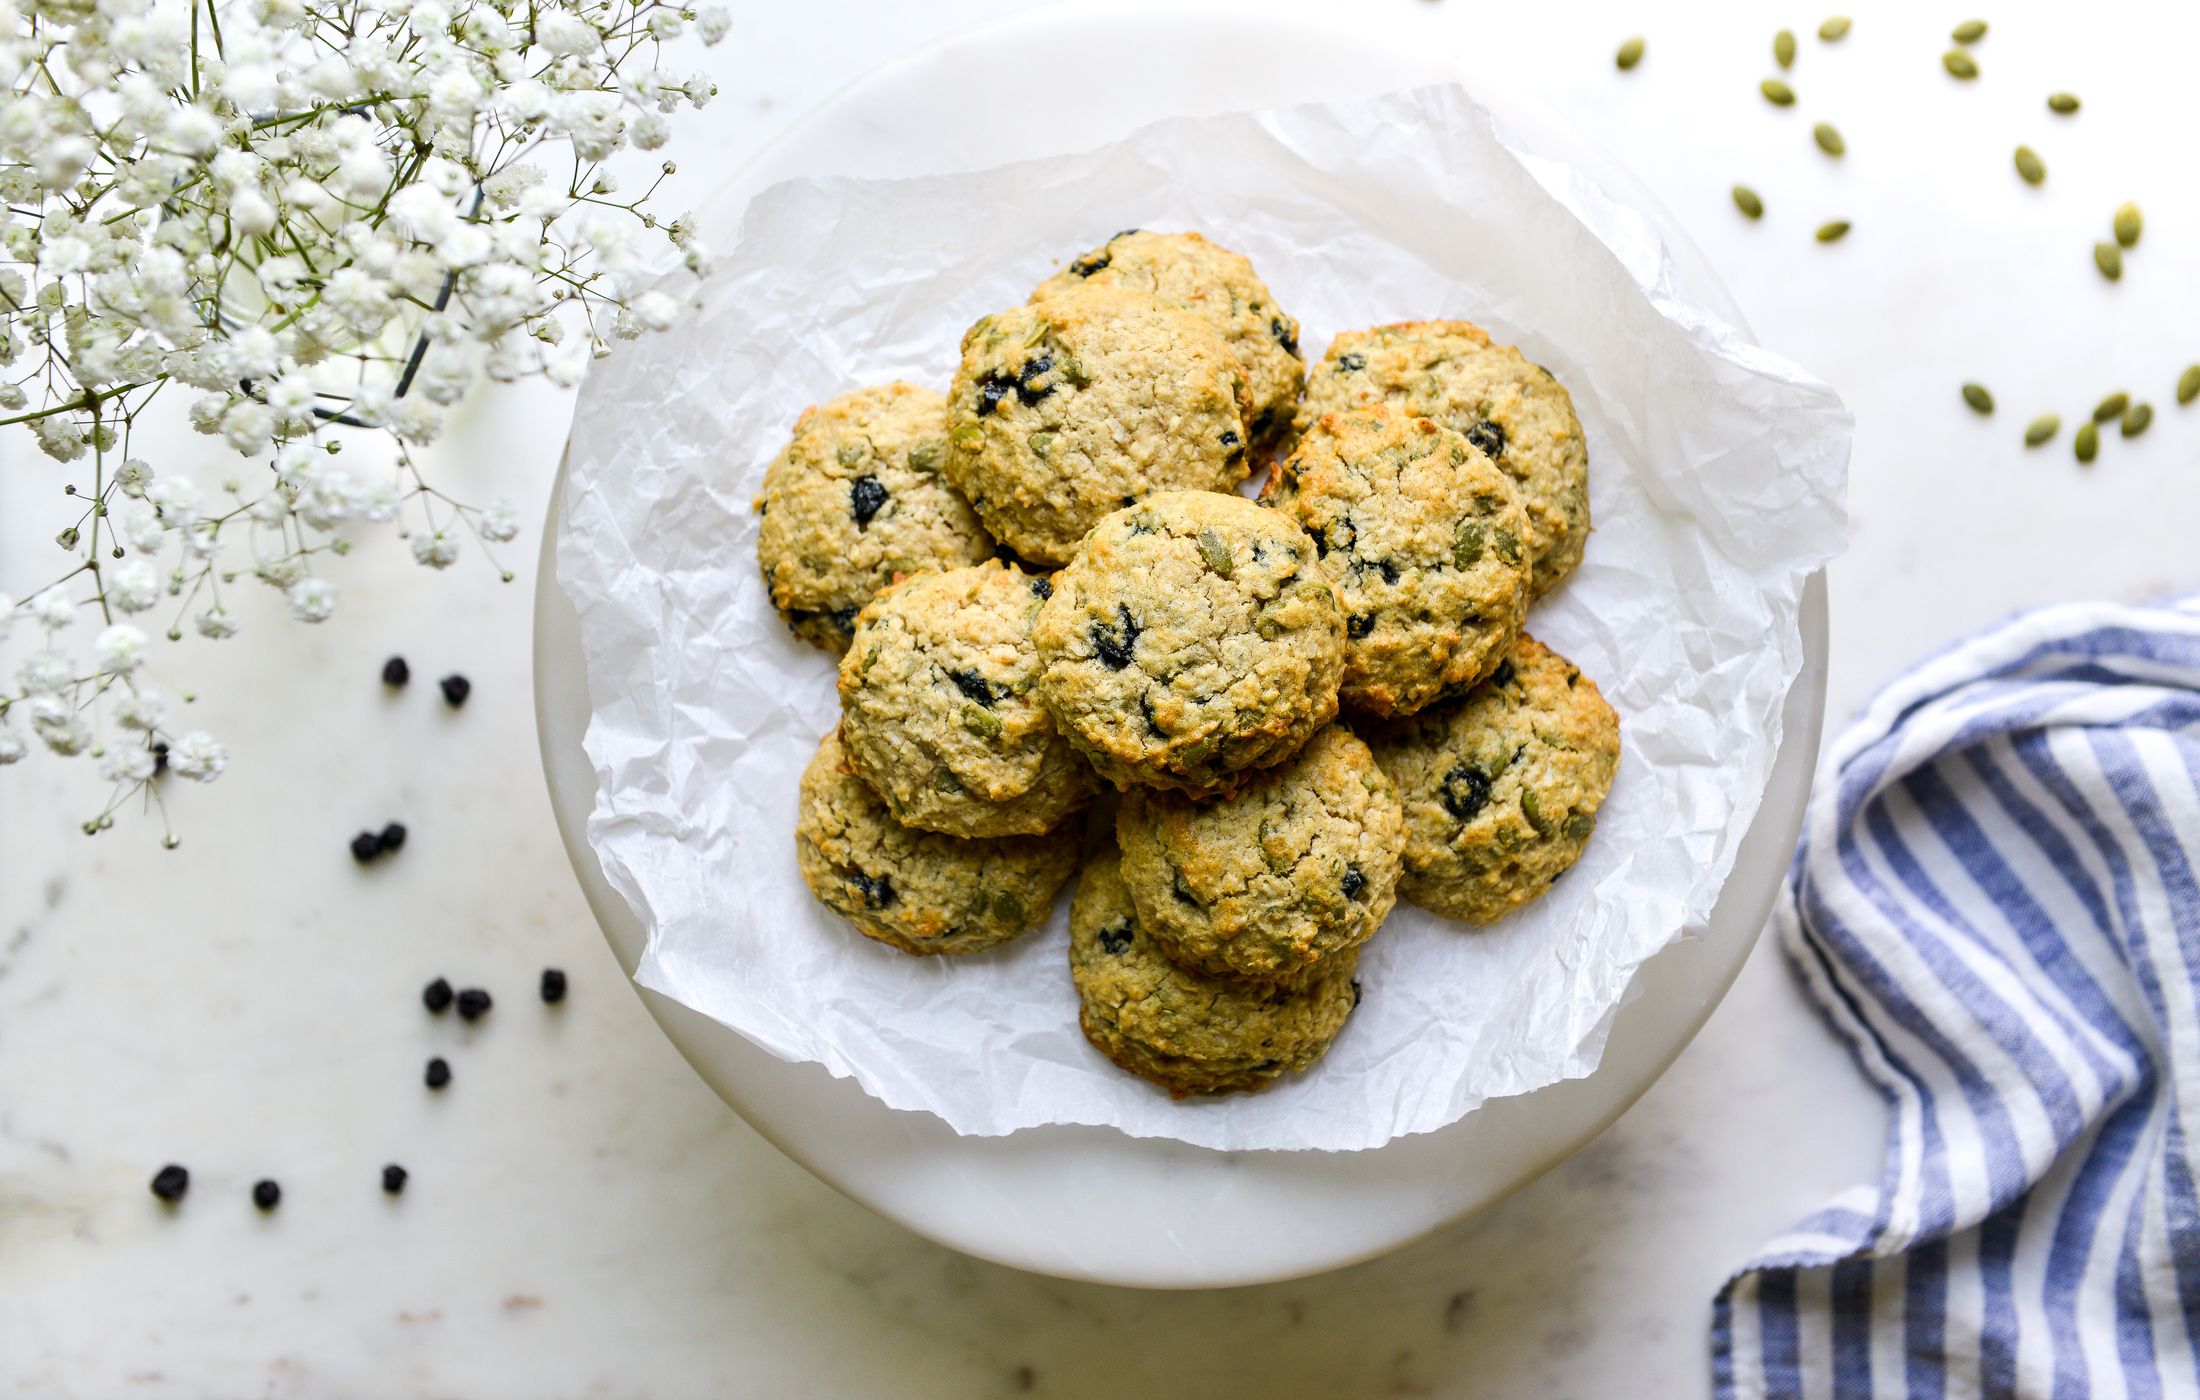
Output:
[{"xmin": 558, "ymin": 85, "xmax": 1851, "ymax": 1152}]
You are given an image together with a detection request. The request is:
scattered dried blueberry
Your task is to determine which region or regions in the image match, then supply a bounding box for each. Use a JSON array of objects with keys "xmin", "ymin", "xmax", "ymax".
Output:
[
  {"xmin": 1090, "ymin": 603, "xmax": 1141, "ymax": 670},
  {"xmin": 1029, "ymin": 576, "xmax": 1052, "ymax": 600},
  {"xmin": 1440, "ymin": 765, "xmax": 1494, "ymax": 822},
  {"xmin": 382, "ymin": 1164, "xmax": 408, "ymax": 1195},
  {"xmin": 251, "ymin": 1179, "xmax": 281, "ymax": 1211},
  {"xmin": 151, "ymin": 741, "xmax": 168, "ymax": 775},
  {"xmin": 350, "ymin": 830, "xmax": 384, "ymax": 864},
  {"xmin": 1487, "ymin": 660, "xmax": 1517, "ymax": 690},
  {"xmin": 455, "ymin": 987, "xmax": 492, "ymax": 1022},
  {"xmin": 1346, "ymin": 612, "xmax": 1376, "ymax": 640},
  {"xmin": 1270, "ymin": 318, "xmax": 1299, "ymax": 356},
  {"xmin": 422, "ymin": 977, "xmax": 453, "ymax": 1013},
  {"xmin": 849, "ymin": 475, "xmax": 887, "ymax": 527},
  {"xmin": 1097, "ymin": 918, "xmax": 1135, "ymax": 955},
  {"xmin": 975, "ymin": 370, "xmax": 1015, "ymax": 416},
  {"xmin": 1220, "ymin": 430, "xmax": 1241, "ymax": 451},
  {"xmin": 1067, "ymin": 250, "xmax": 1111, "ymax": 277},
  {"xmin": 540, "ymin": 968, "xmax": 567, "ymax": 1004},
  {"xmin": 1350, "ymin": 980, "xmax": 1365, "ymax": 1008},
  {"xmin": 1342, "ymin": 865, "xmax": 1368, "ymax": 901},
  {"xmin": 828, "ymin": 605, "xmax": 860, "ymax": 637},
  {"xmin": 425, "ymin": 1056, "xmax": 451, "ymax": 1089},
  {"xmin": 848, "ymin": 870, "xmax": 895, "ymax": 910},
  {"xmin": 379, "ymin": 821, "xmax": 407, "ymax": 854},
  {"xmin": 438, "ymin": 673, "xmax": 472, "ymax": 708},
  {"xmin": 947, "ymin": 668, "xmax": 998, "ymax": 706},
  {"xmin": 381, "ymin": 656, "xmax": 410, "ymax": 687},
  {"xmin": 1013, "ymin": 356, "xmax": 1055, "ymax": 406},
  {"xmin": 1336, "ymin": 352, "xmax": 1367, "ymax": 373},
  {"xmin": 1465, "ymin": 420, "xmax": 1506, "ymax": 459},
  {"xmin": 149, "ymin": 1163, "xmax": 189, "ymax": 1203}
]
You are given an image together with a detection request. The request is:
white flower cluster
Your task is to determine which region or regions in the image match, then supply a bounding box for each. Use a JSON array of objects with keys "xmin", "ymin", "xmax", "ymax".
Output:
[{"xmin": 0, "ymin": 0, "xmax": 721, "ymax": 841}]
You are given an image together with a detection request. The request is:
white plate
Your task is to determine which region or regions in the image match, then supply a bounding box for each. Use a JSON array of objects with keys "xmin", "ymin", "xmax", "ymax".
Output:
[{"xmin": 532, "ymin": 1, "xmax": 1829, "ymax": 1288}]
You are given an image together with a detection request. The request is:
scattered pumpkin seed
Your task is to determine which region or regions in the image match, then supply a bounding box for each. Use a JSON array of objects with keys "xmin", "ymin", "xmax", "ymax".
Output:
[
  {"xmin": 2024, "ymin": 414, "xmax": 2061, "ymax": 446},
  {"xmin": 1616, "ymin": 36, "xmax": 1645, "ymax": 70},
  {"xmin": 2048, "ymin": 92, "xmax": 2081, "ymax": 114},
  {"xmin": 1195, "ymin": 527, "xmax": 1234, "ymax": 577},
  {"xmin": 1962, "ymin": 383, "xmax": 1994, "ymax": 414},
  {"xmin": 2093, "ymin": 392, "xmax": 2129, "ymax": 422},
  {"xmin": 1819, "ymin": 15, "xmax": 1851, "ymax": 40},
  {"xmin": 1520, "ymin": 789, "xmax": 1554, "ymax": 836},
  {"xmin": 2121, "ymin": 402, "xmax": 2153, "ymax": 438},
  {"xmin": 2094, "ymin": 241, "xmax": 2123, "ymax": 281},
  {"xmin": 1951, "ymin": 18, "xmax": 1988, "ymax": 43},
  {"xmin": 961, "ymin": 704, "xmax": 1002, "ymax": 741},
  {"xmin": 1816, "ymin": 220, "xmax": 1851, "ymax": 243},
  {"xmin": 1761, "ymin": 77, "xmax": 1796, "ymax": 106},
  {"xmin": 1775, "ymin": 29, "xmax": 1797, "ymax": 68},
  {"xmin": 2074, "ymin": 421, "xmax": 2099, "ymax": 464},
  {"xmin": 2014, "ymin": 145, "xmax": 2045, "ymax": 185},
  {"xmin": 2114, "ymin": 202, "xmax": 2143, "ymax": 248},
  {"xmin": 1027, "ymin": 430, "xmax": 1056, "ymax": 457},
  {"xmin": 2179, "ymin": 365, "xmax": 2200, "ymax": 406},
  {"xmin": 1815, "ymin": 122, "xmax": 1845, "ymax": 156},
  {"xmin": 1944, "ymin": 49, "xmax": 1979, "ymax": 79},
  {"xmin": 1732, "ymin": 184, "xmax": 1765, "ymax": 219}
]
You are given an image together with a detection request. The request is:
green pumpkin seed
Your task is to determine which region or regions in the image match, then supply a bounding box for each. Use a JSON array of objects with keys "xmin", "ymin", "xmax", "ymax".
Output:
[
  {"xmin": 1520, "ymin": 789, "xmax": 1553, "ymax": 836},
  {"xmin": 2024, "ymin": 414, "xmax": 2060, "ymax": 446},
  {"xmin": 1819, "ymin": 15, "xmax": 1851, "ymax": 40},
  {"xmin": 907, "ymin": 441, "xmax": 942, "ymax": 473},
  {"xmin": 989, "ymin": 891, "xmax": 1025, "ymax": 928},
  {"xmin": 1944, "ymin": 49, "xmax": 1979, "ymax": 79},
  {"xmin": 1027, "ymin": 430, "xmax": 1056, "ymax": 458},
  {"xmin": 1493, "ymin": 526, "xmax": 1522, "ymax": 566},
  {"xmin": 2122, "ymin": 402, "xmax": 2153, "ymax": 438},
  {"xmin": 1196, "ymin": 527, "xmax": 1234, "ymax": 577},
  {"xmin": 2095, "ymin": 241, "xmax": 2123, "ymax": 281},
  {"xmin": 2048, "ymin": 91, "xmax": 2081, "ymax": 114},
  {"xmin": 961, "ymin": 704, "xmax": 1002, "ymax": 741},
  {"xmin": 835, "ymin": 443, "xmax": 865, "ymax": 467},
  {"xmin": 1815, "ymin": 122, "xmax": 1845, "ymax": 156},
  {"xmin": 2179, "ymin": 365, "xmax": 2200, "ymax": 406},
  {"xmin": 2094, "ymin": 392, "xmax": 2129, "ymax": 421},
  {"xmin": 1962, "ymin": 383, "xmax": 1994, "ymax": 414},
  {"xmin": 951, "ymin": 423, "xmax": 983, "ymax": 451},
  {"xmin": 1816, "ymin": 219, "xmax": 1851, "ymax": 243},
  {"xmin": 1732, "ymin": 184, "xmax": 1765, "ymax": 219},
  {"xmin": 1616, "ymin": 36, "xmax": 1645, "ymax": 70},
  {"xmin": 2074, "ymin": 420, "xmax": 2099, "ymax": 463},
  {"xmin": 932, "ymin": 767, "xmax": 964, "ymax": 794},
  {"xmin": 1951, "ymin": 18, "xmax": 1988, "ymax": 42},
  {"xmin": 1563, "ymin": 811, "xmax": 1597, "ymax": 841},
  {"xmin": 2114, "ymin": 202, "xmax": 2143, "ymax": 248},
  {"xmin": 1775, "ymin": 29, "xmax": 1796, "ymax": 68},
  {"xmin": 2014, "ymin": 146, "xmax": 2045, "ymax": 185},
  {"xmin": 1761, "ymin": 77, "xmax": 1796, "ymax": 106},
  {"xmin": 1452, "ymin": 518, "xmax": 1486, "ymax": 569}
]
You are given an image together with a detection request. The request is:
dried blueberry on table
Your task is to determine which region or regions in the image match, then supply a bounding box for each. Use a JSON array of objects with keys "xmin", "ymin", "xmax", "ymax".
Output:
[
  {"xmin": 1335, "ymin": 352, "xmax": 1367, "ymax": 373},
  {"xmin": 422, "ymin": 977, "xmax": 454, "ymax": 1014},
  {"xmin": 1342, "ymin": 865, "xmax": 1367, "ymax": 901},
  {"xmin": 1464, "ymin": 419, "xmax": 1506, "ymax": 460},
  {"xmin": 848, "ymin": 870, "xmax": 895, "ymax": 910},
  {"xmin": 455, "ymin": 987, "xmax": 493, "ymax": 1022},
  {"xmin": 425, "ymin": 1057, "xmax": 451, "ymax": 1089},
  {"xmin": 378, "ymin": 821, "xmax": 407, "ymax": 854},
  {"xmin": 1440, "ymin": 765, "xmax": 1493, "ymax": 822},
  {"xmin": 381, "ymin": 656, "xmax": 410, "ymax": 687},
  {"xmin": 350, "ymin": 830, "xmax": 384, "ymax": 864},
  {"xmin": 438, "ymin": 674, "xmax": 471, "ymax": 708},
  {"xmin": 1096, "ymin": 919, "xmax": 1135, "ymax": 955},
  {"xmin": 381, "ymin": 1164, "xmax": 408, "ymax": 1195},
  {"xmin": 540, "ymin": 968, "xmax": 568, "ymax": 1004},
  {"xmin": 251, "ymin": 1179, "xmax": 281, "ymax": 1212},
  {"xmin": 1270, "ymin": 318, "xmax": 1299, "ymax": 356},
  {"xmin": 1090, "ymin": 604, "xmax": 1141, "ymax": 670},
  {"xmin": 149, "ymin": 1164, "xmax": 189, "ymax": 1203},
  {"xmin": 947, "ymin": 668, "xmax": 998, "ymax": 706},
  {"xmin": 848, "ymin": 474, "xmax": 887, "ymax": 527}
]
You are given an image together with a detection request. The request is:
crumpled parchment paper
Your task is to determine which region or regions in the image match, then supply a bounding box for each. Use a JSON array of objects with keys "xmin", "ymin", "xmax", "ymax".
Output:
[{"xmin": 557, "ymin": 84, "xmax": 1851, "ymax": 1153}]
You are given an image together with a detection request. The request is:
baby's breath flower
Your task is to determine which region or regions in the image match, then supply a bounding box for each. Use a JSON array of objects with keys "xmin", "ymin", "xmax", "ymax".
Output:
[
  {"xmin": 410, "ymin": 530, "xmax": 461, "ymax": 568},
  {"xmin": 479, "ymin": 503, "xmax": 520, "ymax": 543},
  {"xmin": 113, "ymin": 686, "xmax": 165, "ymax": 731},
  {"xmin": 287, "ymin": 577, "xmax": 338, "ymax": 622},
  {"xmin": 94, "ymin": 624, "xmax": 148, "ymax": 673},
  {"xmin": 33, "ymin": 592, "xmax": 76, "ymax": 631},
  {"xmin": 107, "ymin": 562, "xmax": 161, "ymax": 614},
  {"xmin": 194, "ymin": 606, "xmax": 240, "ymax": 640},
  {"xmin": 167, "ymin": 731, "xmax": 226, "ymax": 782},
  {"xmin": 99, "ymin": 744, "xmax": 157, "ymax": 784},
  {"xmin": 0, "ymin": 728, "xmax": 24, "ymax": 765}
]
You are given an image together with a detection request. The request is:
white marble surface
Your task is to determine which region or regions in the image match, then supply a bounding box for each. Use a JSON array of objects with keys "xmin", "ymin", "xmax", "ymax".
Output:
[{"xmin": 4, "ymin": 1, "xmax": 2196, "ymax": 1394}]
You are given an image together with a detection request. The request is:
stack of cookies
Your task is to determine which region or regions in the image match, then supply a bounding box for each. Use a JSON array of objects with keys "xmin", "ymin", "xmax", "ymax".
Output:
[{"xmin": 756, "ymin": 229, "xmax": 1622, "ymax": 1101}]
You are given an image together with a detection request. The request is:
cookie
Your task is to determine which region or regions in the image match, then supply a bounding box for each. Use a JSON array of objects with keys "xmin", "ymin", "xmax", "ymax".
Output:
[
  {"xmin": 1116, "ymin": 725, "xmax": 1404, "ymax": 983},
  {"xmin": 1031, "ymin": 229, "xmax": 1304, "ymax": 442},
  {"xmin": 794, "ymin": 730, "xmax": 1080, "ymax": 955},
  {"xmin": 1294, "ymin": 322, "xmax": 1590, "ymax": 596},
  {"xmin": 1263, "ymin": 406, "xmax": 1531, "ymax": 718},
  {"xmin": 837, "ymin": 560, "xmax": 1098, "ymax": 837},
  {"xmin": 1069, "ymin": 848, "xmax": 1361, "ymax": 1097},
  {"xmin": 1364, "ymin": 635, "xmax": 1620, "ymax": 925},
  {"xmin": 943, "ymin": 286, "xmax": 1251, "ymax": 567},
  {"xmin": 755, "ymin": 382, "xmax": 994, "ymax": 653},
  {"xmin": 1032, "ymin": 490, "xmax": 1345, "ymax": 798}
]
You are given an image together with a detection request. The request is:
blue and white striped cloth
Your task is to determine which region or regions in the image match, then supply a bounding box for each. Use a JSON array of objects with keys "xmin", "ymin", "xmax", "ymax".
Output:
[{"xmin": 1715, "ymin": 596, "xmax": 2200, "ymax": 1399}]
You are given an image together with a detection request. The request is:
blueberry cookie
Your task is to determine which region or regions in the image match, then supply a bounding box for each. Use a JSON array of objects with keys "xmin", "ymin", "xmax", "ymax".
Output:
[
  {"xmin": 1365, "ymin": 635, "xmax": 1620, "ymax": 925},
  {"xmin": 837, "ymin": 561, "xmax": 1098, "ymax": 838},
  {"xmin": 1116, "ymin": 725, "xmax": 1404, "ymax": 983},
  {"xmin": 1032, "ymin": 490, "xmax": 1345, "ymax": 798},
  {"xmin": 1295, "ymin": 322, "xmax": 1590, "ymax": 596},
  {"xmin": 794, "ymin": 730, "xmax": 1080, "ymax": 955},
  {"xmin": 944, "ymin": 287, "xmax": 1251, "ymax": 567},
  {"xmin": 1069, "ymin": 848, "xmax": 1362, "ymax": 1098},
  {"xmin": 1263, "ymin": 406, "xmax": 1532, "ymax": 718},
  {"xmin": 1031, "ymin": 229, "xmax": 1304, "ymax": 442},
  {"xmin": 755, "ymin": 382, "xmax": 994, "ymax": 653}
]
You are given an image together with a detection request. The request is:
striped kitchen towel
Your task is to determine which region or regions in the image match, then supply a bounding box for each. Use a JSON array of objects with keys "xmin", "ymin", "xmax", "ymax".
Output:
[{"xmin": 1714, "ymin": 596, "xmax": 2200, "ymax": 1399}]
